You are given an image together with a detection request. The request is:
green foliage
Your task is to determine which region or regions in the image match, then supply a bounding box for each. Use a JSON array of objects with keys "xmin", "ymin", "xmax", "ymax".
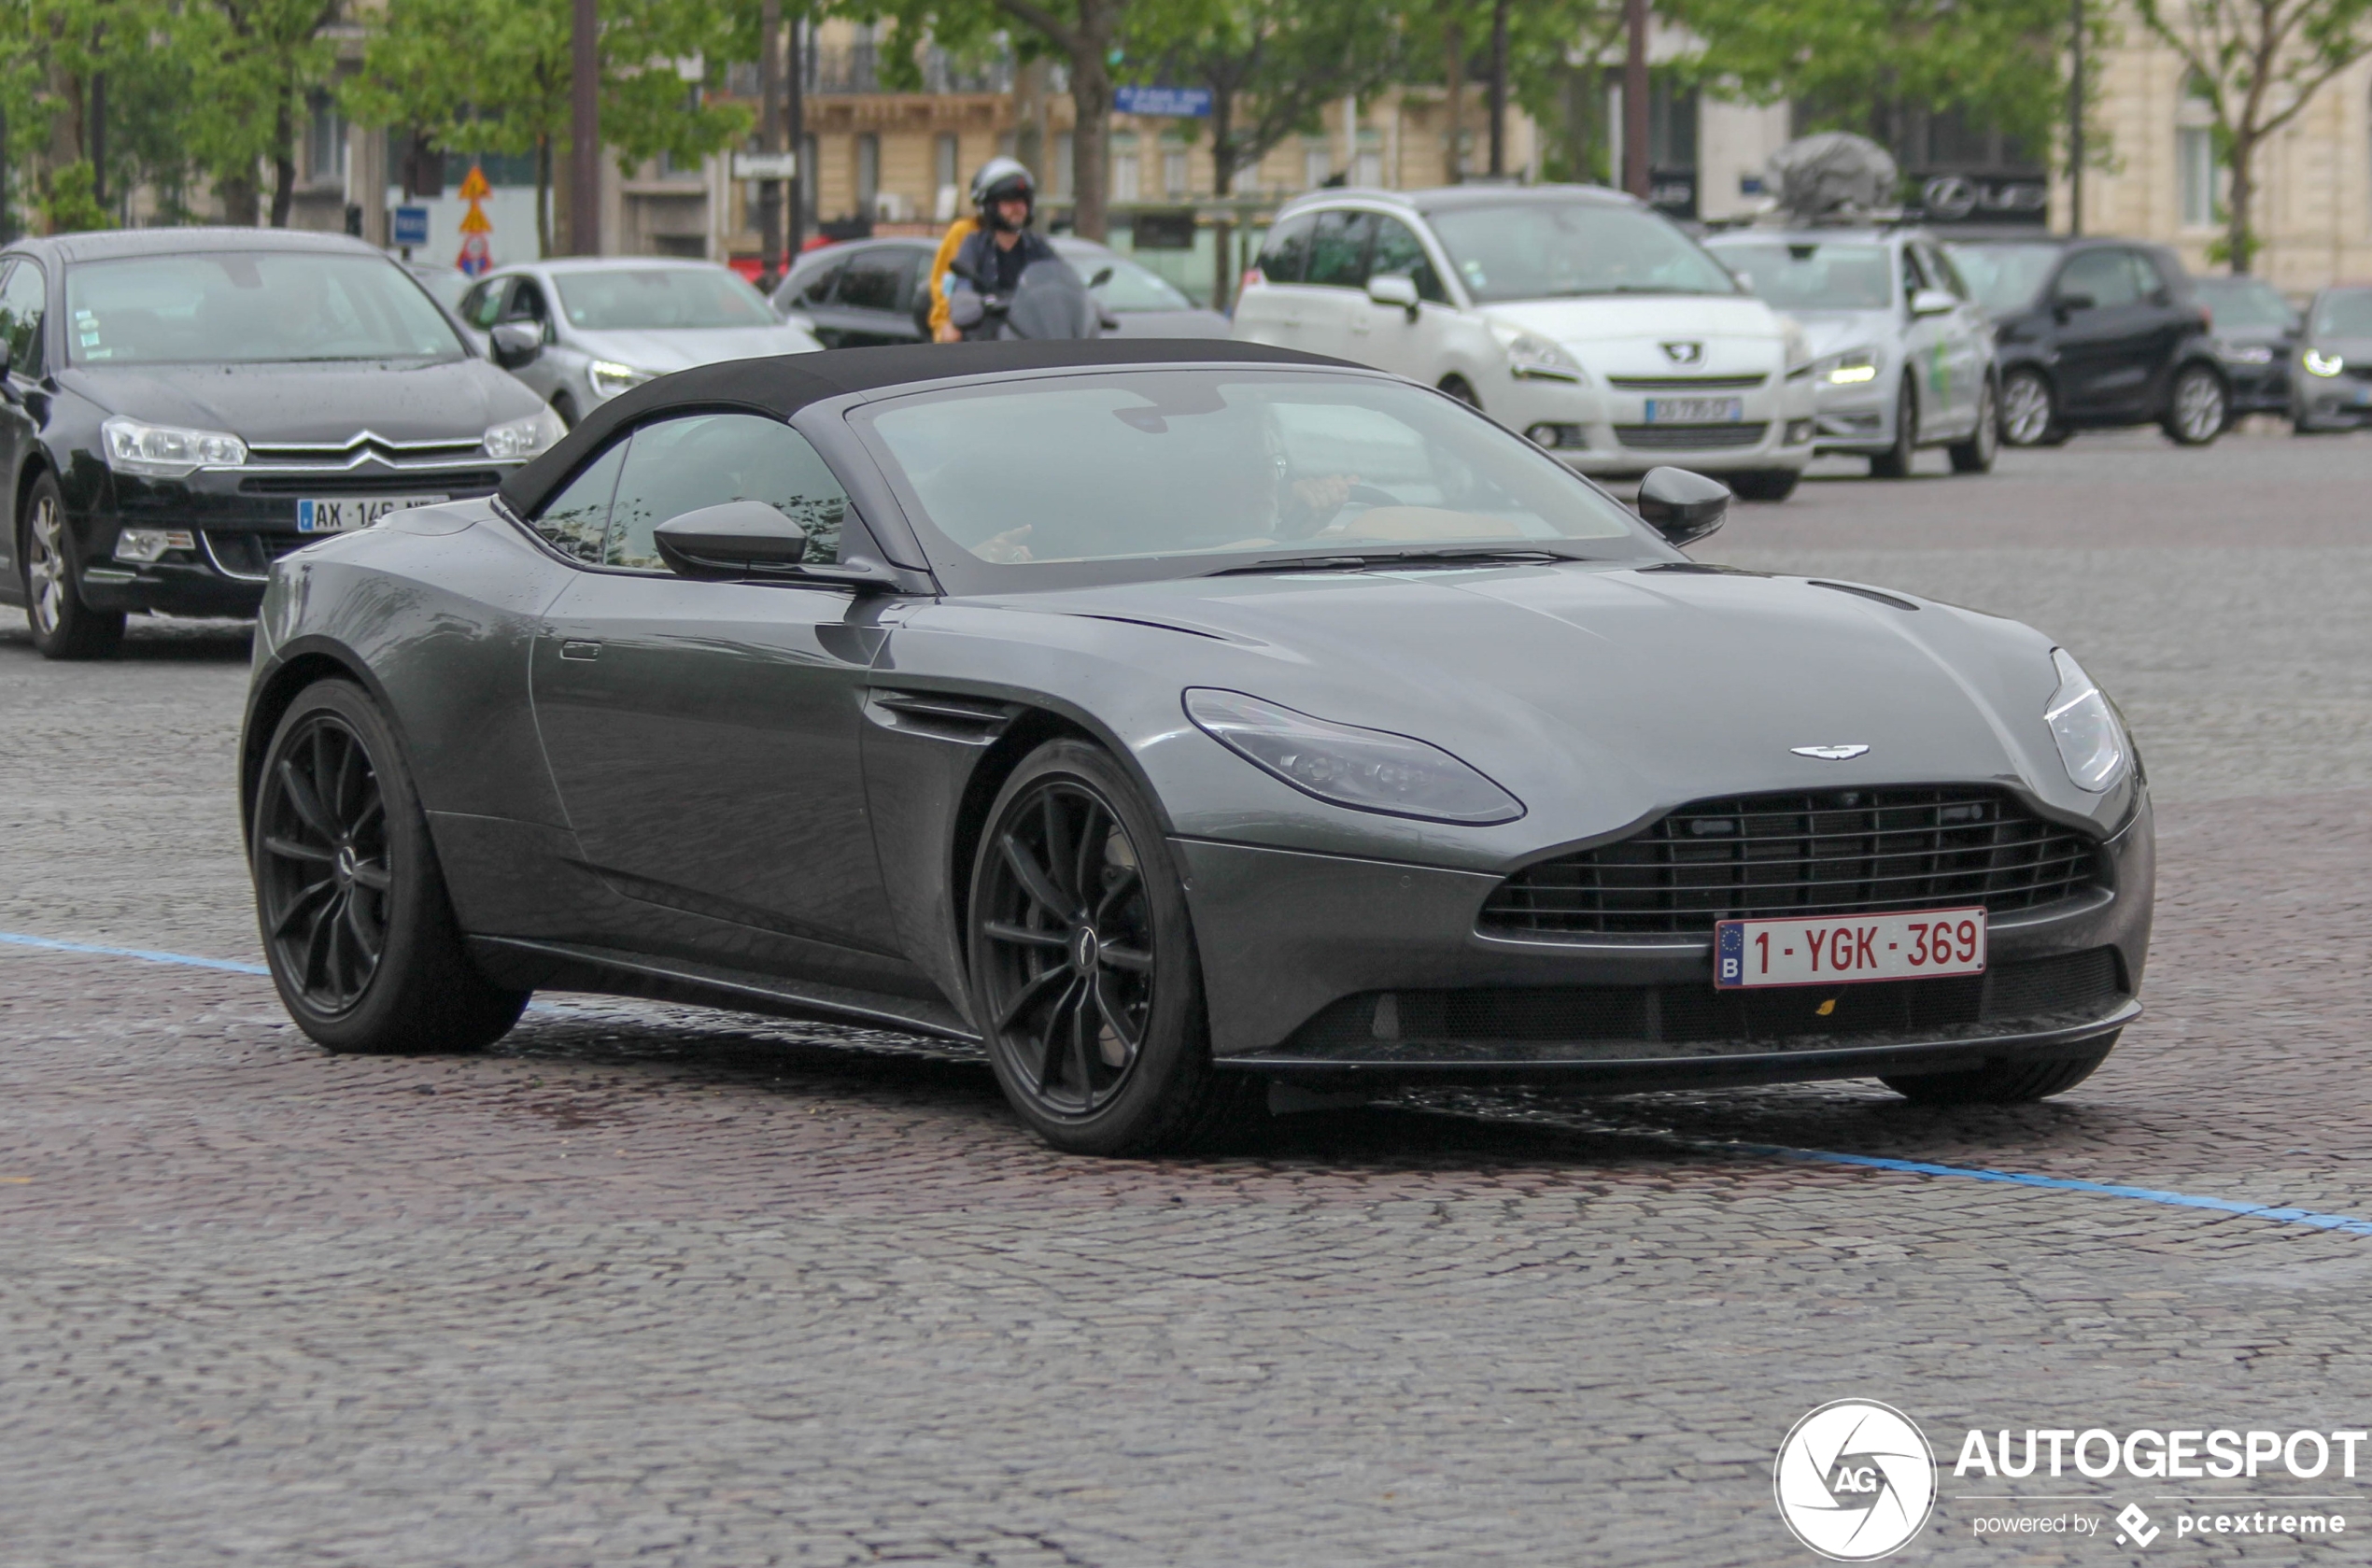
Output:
[{"xmin": 40, "ymin": 158, "xmax": 108, "ymax": 231}]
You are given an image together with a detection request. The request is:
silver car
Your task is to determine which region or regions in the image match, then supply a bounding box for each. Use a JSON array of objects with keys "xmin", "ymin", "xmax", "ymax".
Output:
[
  {"xmin": 457, "ymin": 257, "xmax": 823, "ymax": 425},
  {"xmin": 1706, "ymin": 226, "xmax": 1998, "ymax": 477}
]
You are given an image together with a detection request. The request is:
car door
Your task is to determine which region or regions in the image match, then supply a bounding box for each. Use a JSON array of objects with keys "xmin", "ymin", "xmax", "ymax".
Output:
[
  {"xmin": 1894, "ymin": 243, "xmax": 1958, "ymax": 437},
  {"xmin": 2131, "ymin": 247, "xmax": 2201, "ymax": 409},
  {"xmin": 1351, "ymin": 215, "xmax": 1458, "ymax": 384},
  {"xmin": 529, "ymin": 410, "xmax": 904, "ymax": 965},
  {"xmin": 829, "ymin": 247, "xmax": 923, "ymax": 346},
  {"xmin": 2048, "ymin": 247, "xmax": 2154, "ymax": 417},
  {"xmin": 1295, "ymin": 208, "xmax": 1379, "ymax": 364},
  {"xmin": 1916, "ymin": 239, "xmax": 1989, "ymax": 432},
  {"xmin": 496, "ymin": 275, "xmax": 563, "ymax": 401},
  {"xmin": 0, "ymin": 260, "xmax": 35, "ymax": 591},
  {"xmin": 1231, "ymin": 212, "xmax": 1318, "ymax": 346},
  {"xmin": 784, "ymin": 255, "xmax": 849, "ymax": 343}
]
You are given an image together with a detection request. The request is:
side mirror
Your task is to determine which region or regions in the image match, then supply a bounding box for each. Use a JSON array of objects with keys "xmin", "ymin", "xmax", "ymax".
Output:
[
  {"xmin": 1367, "ymin": 273, "xmax": 1421, "ymax": 319},
  {"xmin": 1088, "ymin": 266, "xmax": 1115, "ymax": 289},
  {"xmin": 2052, "ymin": 290, "xmax": 2096, "ymax": 318},
  {"xmin": 654, "ymin": 499, "xmax": 900, "ymax": 591},
  {"xmin": 488, "ymin": 321, "xmax": 542, "ymax": 370},
  {"xmin": 1909, "ymin": 287, "xmax": 1957, "ymax": 318},
  {"xmin": 1635, "ymin": 466, "xmax": 1730, "ymax": 547},
  {"xmin": 948, "ymin": 290, "xmax": 985, "ymax": 329}
]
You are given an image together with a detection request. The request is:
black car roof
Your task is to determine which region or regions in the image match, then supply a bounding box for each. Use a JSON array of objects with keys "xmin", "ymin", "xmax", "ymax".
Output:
[
  {"xmin": 499, "ymin": 338, "xmax": 1347, "ymax": 516},
  {"xmin": 14, "ymin": 225, "xmax": 388, "ymax": 265}
]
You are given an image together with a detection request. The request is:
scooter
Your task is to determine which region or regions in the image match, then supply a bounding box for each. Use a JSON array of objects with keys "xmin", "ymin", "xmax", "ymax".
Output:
[{"xmin": 948, "ymin": 259, "xmax": 1108, "ymax": 341}]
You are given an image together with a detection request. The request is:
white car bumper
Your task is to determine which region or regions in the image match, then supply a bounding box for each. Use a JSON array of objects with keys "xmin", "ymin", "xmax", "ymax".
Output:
[{"xmin": 1488, "ymin": 369, "xmax": 1818, "ymax": 476}]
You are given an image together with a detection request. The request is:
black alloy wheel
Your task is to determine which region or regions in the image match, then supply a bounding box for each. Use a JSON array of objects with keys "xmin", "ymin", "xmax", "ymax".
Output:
[
  {"xmin": 1948, "ymin": 377, "xmax": 1999, "ymax": 473},
  {"xmin": 1882, "ymin": 1031, "xmax": 2119, "ymax": 1105},
  {"xmin": 2163, "ymin": 363, "xmax": 2228, "ymax": 445},
  {"xmin": 1869, "ymin": 376, "xmax": 1919, "ymax": 478},
  {"xmin": 253, "ymin": 679, "xmax": 529, "ymax": 1053},
  {"xmin": 967, "ymin": 740, "xmax": 1256, "ymax": 1155},
  {"xmin": 20, "ymin": 471, "xmax": 124, "ymax": 660},
  {"xmin": 1998, "ymin": 367, "xmax": 2057, "ymax": 447}
]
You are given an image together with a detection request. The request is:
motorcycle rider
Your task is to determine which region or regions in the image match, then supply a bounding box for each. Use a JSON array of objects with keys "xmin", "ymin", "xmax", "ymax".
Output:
[{"xmin": 942, "ymin": 157, "xmax": 1060, "ymax": 341}]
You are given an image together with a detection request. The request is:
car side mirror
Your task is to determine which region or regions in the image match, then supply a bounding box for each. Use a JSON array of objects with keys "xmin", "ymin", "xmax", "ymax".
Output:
[
  {"xmin": 1910, "ymin": 287, "xmax": 1957, "ymax": 318},
  {"xmin": 1088, "ymin": 266, "xmax": 1115, "ymax": 289},
  {"xmin": 948, "ymin": 290, "xmax": 986, "ymax": 329},
  {"xmin": 1635, "ymin": 466, "xmax": 1730, "ymax": 547},
  {"xmin": 2053, "ymin": 290, "xmax": 2096, "ymax": 319},
  {"xmin": 1367, "ymin": 273, "xmax": 1421, "ymax": 319},
  {"xmin": 488, "ymin": 321, "xmax": 543, "ymax": 370},
  {"xmin": 654, "ymin": 500, "xmax": 901, "ymax": 591}
]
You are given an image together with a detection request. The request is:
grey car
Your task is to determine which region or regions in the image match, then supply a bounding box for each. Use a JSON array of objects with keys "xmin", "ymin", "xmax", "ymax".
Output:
[
  {"xmin": 237, "ymin": 340, "xmax": 2152, "ymax": 1156},
  {"xmin": 457, "ymin": 256, "xmax": 822, "ymax": 424},
  {"xmin": 2290, "ymin": 285, "xmax": 2372, "ymax": 431},
  {"xmin": 1707, "ymin": 226, "xmax": 1998, "ymax": 477},
  {"xmin": 1049, "ymin": 237, "xmax": 1231, "ymax": 338}
]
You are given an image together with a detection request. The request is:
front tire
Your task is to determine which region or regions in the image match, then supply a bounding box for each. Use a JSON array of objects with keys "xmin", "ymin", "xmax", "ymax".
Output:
[
  {"xmin": 252, "ymin": 679, "xmax": 528, "ymax": 1053},
  {"xmin": 1948, "ymin": 377, "xmax": 1998, "ymax": 473},
  {"xmin": 1998, "ymin": 367, "xmax": 2057, "ymax": 447},
  {"xmin": 1437, "ymin": 375, "xmax": 1482, "ymax": 411},
  {"xmin": 2163, "ymin": 363, "xmax": 2227, "ymax": 445},
  {"xmin": 967, "ymin": 740, "xmax": 1254, "ymax": 1156},
  {"xmin": 1881, "ymin": 1031, "xmax": 2118, "ymax": 1105},
  {"xmin": 20, "ymin": 473, "xmax": 124, "ymax": 660},
  {"xmin": 1728, "ymin": 469, "xmax": 1800, "ymax": 502},
  {"xmin": 1868, "ymin": 376, "xmax": 1918, "ymax": 478}
]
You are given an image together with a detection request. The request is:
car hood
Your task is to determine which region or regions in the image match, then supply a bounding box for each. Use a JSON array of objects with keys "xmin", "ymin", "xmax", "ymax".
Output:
[
  {"xmin": 1786, "ymin": 309, "xmax": 1896, "ymax": 360},
  {"xmin": 57, "ymin": 357, "xmax": 543, "ymax": 444},
  {"xmin": 565, "ymin": 323, "xmax": 824, "ymax": 371},
  {"xmin": 1099, "ymin": 308, "xmax": 1234, "ymax": 340},
  {"xmin": 2306, "ymin": 332, "xmax": 2372, "ymax": 359},
  {"xmin": 1481, "ymin": 294, "xmax": 1783, "ymax": 347},
  {"xmin": 908, "ymin": 561, "xmax": 2124, "ymax": 867}
]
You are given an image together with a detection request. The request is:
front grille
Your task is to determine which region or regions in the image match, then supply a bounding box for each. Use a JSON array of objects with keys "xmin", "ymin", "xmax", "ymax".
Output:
[
  {"xmin": 1276, "ymin": 948, "xmax": 2125, "ymax": 1060},
  {"xmin": 1615, "ymin": 422, "xmax": 1769, "ymax": 450},
  {"xmin": 1481, "ymin": 786, "xmax": 2102, "ymax": 938},
  {"xmin": 202, "ymin": 531, "xmax": 316, "ymax": 581},
  {"xmin": 236, "ymin": 471, "xmax": 502, "ymax": 497},
  {"xmin": 1608, "ymin": 374, "xmax": 1769, "ymax": 391}
]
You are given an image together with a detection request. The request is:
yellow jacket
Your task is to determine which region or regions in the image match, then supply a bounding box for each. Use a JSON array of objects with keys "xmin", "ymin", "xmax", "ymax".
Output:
[{"xmin": 926, "ymin": 217, "xmax": 979, "ymax": 335}]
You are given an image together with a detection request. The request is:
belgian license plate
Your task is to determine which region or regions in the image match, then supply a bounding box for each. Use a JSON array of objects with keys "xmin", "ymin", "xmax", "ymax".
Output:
[
  {"xmin": 296, "ymin": 495, "xmax": 448, "ymax": 533},
  {"xmin": 1645, "ymin": 397, "xmax": 1744, "ymax": 423},
  {"xmin": 1715, "ymin": 907, "xmax": 1986, "ymax": 990}
]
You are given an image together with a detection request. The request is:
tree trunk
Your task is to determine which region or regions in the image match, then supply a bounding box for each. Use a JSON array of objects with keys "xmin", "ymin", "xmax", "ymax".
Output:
[
  {"xmin": 1209, "ymin": 85, "xmax": 1236, "ymax": 313},
  {"xmin": 537, "ymin": 135, "xmax": 554, "ymax": 259},
  {"xmin": 1442, "ymin": 6, "xmax": 1463, "ymax": 183},
  {"xmin": 2224, "ymin": 129, "xmax": 2255, "ymax": 275},
  {"xmin": 1066, "ymin": 0, "xmax": 1120, "ymax": 241},
  {"xmin": 269, "ymin": 92, "xmax": 296, "ymax": 227},
  {"xmin": 221, "ymin": 172, "xmax": 260, "ymax": 226}
]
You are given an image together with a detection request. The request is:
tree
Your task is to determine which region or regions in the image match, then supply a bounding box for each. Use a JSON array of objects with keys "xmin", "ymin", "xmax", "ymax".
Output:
[
  {"xmin": 191, "ymin": 0, "xmax": 345, "ymax": 226},
  {"xmin": 2133, "ymin": 0, "xmax": 2372, "ymax": 271}
]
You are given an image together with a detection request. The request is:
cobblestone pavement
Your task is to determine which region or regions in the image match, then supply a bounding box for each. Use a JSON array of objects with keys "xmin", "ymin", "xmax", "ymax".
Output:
[{"xmin": 5, "ymin": 431, "xmax": 2372, "ymax": 1566}]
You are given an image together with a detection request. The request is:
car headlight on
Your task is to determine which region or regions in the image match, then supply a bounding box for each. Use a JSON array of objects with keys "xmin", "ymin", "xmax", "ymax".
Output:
[
  {"xmin": 483, "ymin": 405, "xmax": 567, "ymax": 460},
  {"xmin": 1184, "ymin": 688, "xmax": 1525, "ymax": 825},
  {"xmin": 1490, "ymin": 324, "xmax": 1586, "ymax": 384},
  {"xmin": 588, "ymin": 360, "xmax": 657, "ymax": 399},
  {"xmin": 2304, "ymin": 348, "xmax": 2345, "ymax": 377},
  {"xmin": 100, "ymin": 416, "xmax": 247, "ymax": 477},
  {"xmin": 2044, "ymin": 648, "xmax": 2128, "ymax": 793},
  {"xmin": 1820, "ymin": 350, "xmax": 1880, "ymax": 385},
  {"xmin": 2220, "ymin": 343, "xmax": 2275, "ymax": 365}
]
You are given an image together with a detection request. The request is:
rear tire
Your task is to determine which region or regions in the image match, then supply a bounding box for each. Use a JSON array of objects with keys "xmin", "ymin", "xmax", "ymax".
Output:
[
  {"xmin": 252, "ymin": 679, "xmax": 529, "ymax": 1054},
  {"xmin": 1868, "ymin": 377, "xmax": 1918, "ymax": 478},
  {"xmin": 1728, "ymin": 469, "xmax": 1800, "ymax": 502},
  {"xmin": 2162, "ymin": 363, "xmax": 2227, "ymax": 445},
  {"xmin": 1998, "ymin": 367, "xmax": 2057, "ymax": 447},
  {"xmin": 967, "ymin": 739, "xmax": 1260, "ymax": 1156},
  {"xmin": 1881, "ymin": 1031, "xmax": 2118, "ymax": 1105},
  {"xmin": 1948, "ymin": 378, "xmax": 1998, "ymax": 473},
  {"xmin": 21, "ymin": 473, "xmax": 124, "ymax": 660}
]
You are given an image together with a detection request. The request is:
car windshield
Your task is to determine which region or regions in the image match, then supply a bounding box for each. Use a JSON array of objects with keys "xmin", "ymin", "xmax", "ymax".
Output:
[
  {"xmin": 1946, "ymin": 243, "xmax": 2060, "ymax": 313},
  {"xmin": 2194, "ymin": 277, "xmax": 2293, "ymax": 330},
  {"xmin": 555, "ymin": 267, "xmax": 778, "ymax": 330},
  {"xmin": 1066, "ymin": 249, "xmax": 1192, "ymax": 311},
  {"xmin": 2312, "ymin": 290, "xmax": 2372, "ymax": 337},
  {"xmin": 1710, "ymin": 241, "xmax": 1893, "ymax": 310},
  {"xmin": 860, "ymin": 370, "xmax": 1655, "ymax": 588},
  {"xmin": 64, "ymin": 250, "xmax": 466, "ymax": 365},
  {"xmin": 1425, "ymin": 201, "xmax": 1738, "ymax": 303}
]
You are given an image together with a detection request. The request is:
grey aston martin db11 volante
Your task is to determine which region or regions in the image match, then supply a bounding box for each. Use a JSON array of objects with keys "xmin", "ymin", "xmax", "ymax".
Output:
[{"xmin": 240, "ymin": 339, "xmax": 2152, "ymax": 1155}]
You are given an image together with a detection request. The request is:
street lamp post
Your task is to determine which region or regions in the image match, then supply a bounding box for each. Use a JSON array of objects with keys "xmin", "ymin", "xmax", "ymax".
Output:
[
  {"xmin": 1622, "ymin": 0, "xmax": 1649, "ymax": 199},
  {"xmin": 571, "ymin": 0, "xmax": 600, "ymax": 254},
  {"xmin": 786, "ymin": 8, "xmax": 806, "ymax": 254},
  {"xmin": 758, "ymin": 0, "xmax": 783, "ymax": 286},
  {"xmin": 2068, "ymin": 0, "xmax": 2084, "ymax": 236}
]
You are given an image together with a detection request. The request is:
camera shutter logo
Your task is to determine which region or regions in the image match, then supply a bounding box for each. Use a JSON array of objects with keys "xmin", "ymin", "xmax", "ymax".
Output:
[{"xmin": 1773, "ymin": 1400, "xmax": 1937, "ymax": 1561}]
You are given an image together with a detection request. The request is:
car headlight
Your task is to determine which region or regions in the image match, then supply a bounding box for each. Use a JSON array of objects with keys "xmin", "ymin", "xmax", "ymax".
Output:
[
  {"xmin": 588, "ymin": 360, "xmax": 657, "ymax": 398},
  {"xmin": 2220, "ymin": 343, "xmax": 2275, "ymax": 365},
  {"xmin": 1184, "ymin": 688, "xmax": 1525, "ymax": 825},
  {"xmin": 1820, "ymin": 349, "xmax": 1880, "ymax": 385},
  {"xmin": 2045, "ymin": 648, "xmax": 2128, "ymax": 793},
  {"xmin": 484, "ymin": 406, "xmax": 567, "ymax": 460},
  {"xmin": 1490, "ymin": 323, "xmax": 1586, "ymax": 384},
  {"xmin": 100, "ymin": 416, "xmax": 247, "ymax": 477},
  {"xmin": 2304, "ymin": 348, "xmax": 2344, "ymax": 377},
  {"xmin": 113, "ymin": 528, "xmax": 195, "ymax": 562}
]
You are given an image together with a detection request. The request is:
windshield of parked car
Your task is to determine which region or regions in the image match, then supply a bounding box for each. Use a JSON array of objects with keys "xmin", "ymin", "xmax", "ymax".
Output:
[
  {"xmin": 2311, "ymin": 290, "xmax": 2372, "ymax": 337},
  {"xmin": 1063, "ymin": 248, "xmax": 1193, "ymax": 311},
  {"xmin": 1709, "ymin": 240, "xmax": 1893, "ymax": 310},
  {"xmin": 555, "ymin": 267, "xmax": 779, "ymax": 330},
  {"xmin": 64, "ymin": 251, "xmax": 467, "ymax": 365},
  {"xmin": 1424, "ymin": 201, "xmax": 1738, "ymax": 303},
  {"xmin": 2194, "ymin": 277, "xmax": 2293, "ymax": 330},
  {"xmin": 1945, "ymin": 243, "xmax": 2060, "ymax": 314},
  {"xmin": 860, "ymin": 370, "xmax": 1657, "ymax": 588}
]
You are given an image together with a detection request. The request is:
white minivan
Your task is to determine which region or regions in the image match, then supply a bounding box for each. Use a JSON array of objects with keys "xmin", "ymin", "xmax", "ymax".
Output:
[{"xmin": 1233, "ymin": 186, "xmax": 1817, "ymax": 500}]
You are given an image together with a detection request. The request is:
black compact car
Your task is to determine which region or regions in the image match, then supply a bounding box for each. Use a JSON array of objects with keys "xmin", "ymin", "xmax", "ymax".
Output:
[
  {"xmin": 1946, "ymin": 236, "xmax": 2227, "ymax": 447},
  {"xmin": 2191, "ymin": 275, "xmax": 2300, "ymax": 417},
  {"xmin": 2290, "ymin": 285, "xmax": 2372, "ymax": 431},
  {"xmin": 0, "ymin": 228, "xmax": 558, "ymax": 659},
  {"xmin": 778, "ymin": 237, "xmax": 937, "ymax": 347}
]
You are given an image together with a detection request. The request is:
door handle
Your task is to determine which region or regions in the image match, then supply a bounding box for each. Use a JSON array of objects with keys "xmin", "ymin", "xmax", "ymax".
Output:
[{"xmin": 558, "ymin": 639, "xmax": 602, "ymax": 661}]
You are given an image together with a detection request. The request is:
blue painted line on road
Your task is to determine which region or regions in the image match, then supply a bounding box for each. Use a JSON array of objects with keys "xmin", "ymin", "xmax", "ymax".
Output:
[{"xmin": 7, "ymin": 924, "xmax": 2369, "ymax": 1239}]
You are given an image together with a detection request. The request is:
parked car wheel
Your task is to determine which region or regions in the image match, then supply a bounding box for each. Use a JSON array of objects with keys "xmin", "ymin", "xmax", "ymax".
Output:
[
  {"xmin": 1948, "ymin": 378, "xmax": 1999, "ymax": 473},
  {"xmin": 252, "ymin": 679, "xmax": 529, "ymax": 1054},
  {"xmin": 20, "ymin": 470, "xmax": 124, "ymax": 661},
  {"xmin": 1998, "ymin": 368, "xmax": 2057, "ymax": 447},
  {"xmin": 2162, "ymin": 363, "xmax": 2228, "ymax": 445},
  {"xmin": 967, "ymin": 739, "xmax": 1257, "ymax": 1156},
  {"xmin": 1869, "ymin": 377, "xmax": 1919, "ymax": 478},
  {"xmin": 1727, "ymin": 469, "xmax": 1800, "ymax": 502},
  {"xmin": 1882, "ymin": 1033, "xmax": 2118, "ymax": 1105}
]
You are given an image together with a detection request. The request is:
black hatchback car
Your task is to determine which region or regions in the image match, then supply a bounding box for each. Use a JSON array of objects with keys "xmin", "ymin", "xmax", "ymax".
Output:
[
  {"xmin": 0, "ymin": 228, "xmax": 558, "ymax": 658},
  {"xmin": 1946, "ymin": 236, "xmax": 2227, "ymax": 447}
]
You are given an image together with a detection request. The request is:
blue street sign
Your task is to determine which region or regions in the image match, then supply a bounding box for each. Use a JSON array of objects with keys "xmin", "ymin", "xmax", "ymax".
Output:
[
  {"xmin": 1114, "ymin": 85, "xmax": 1212, "ymax": 119},
  {"xmin": 393, "ymin": 205, "xmax": 431, "ymax": 247}
]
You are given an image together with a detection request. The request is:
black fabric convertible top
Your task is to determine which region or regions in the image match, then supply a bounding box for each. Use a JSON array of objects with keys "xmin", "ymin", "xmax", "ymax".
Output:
[{"xmin": 499, "ymin": 337, "xmax": 1347, "ymax": 517}]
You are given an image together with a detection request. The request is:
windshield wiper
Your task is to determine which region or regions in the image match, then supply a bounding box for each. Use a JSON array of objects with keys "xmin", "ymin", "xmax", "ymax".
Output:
[{"xmin": 1208, "ymin": 546, "xmax": 1583, "ymax": 576}]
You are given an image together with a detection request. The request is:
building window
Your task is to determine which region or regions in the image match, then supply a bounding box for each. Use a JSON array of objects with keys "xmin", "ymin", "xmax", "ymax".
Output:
[
  {"xmin": 1302, "ymin": 136, "xmax": 1331, "ymax": 190},
  {"xmin": 935, "ymin": 134, "xmax": 959, "ymax": 192},
  {"xmin": 856, "ymin": 133, "xmax": 880, "ymax": 216},
  {"xmin": 307, "ymin": 94, "xmax": 346, "ymax": 185},
  {"xmin": 1647, "ymin": 78, "xmax": 1699, "ymax": 170},
  {"xmin": 2177, "ymin": 75, "xmax": 2219, "ymax": 230},
  {"xmin": 1161, "ymin": 134, "xmax": 1189, "ymax": 198},
  {"xmin": 1354, "ymin": 130, "xmax": 1383, "ymax": 188},
  {"xmin": 1111, "ymin": 133, "xmax": 1140, "ymax": 202},
  {"xmin": 1052, "ymin": 132, "xmax": 1074, "ymax": 197}
]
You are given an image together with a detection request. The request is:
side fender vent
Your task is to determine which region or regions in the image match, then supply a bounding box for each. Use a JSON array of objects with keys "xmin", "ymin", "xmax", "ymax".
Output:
[{"xmin": 865, "ymin": 688, "xmax": 1023, "ymax": 745}]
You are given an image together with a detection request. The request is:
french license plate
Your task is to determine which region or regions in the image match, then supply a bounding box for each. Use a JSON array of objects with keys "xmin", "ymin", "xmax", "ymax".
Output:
[
  {"xmin": 1645, "ymin": 397, "xmax": 1744, "ymax": 423},
  {"xmin": 1715, "ymin": 907, "xmax": 1986, "ymax": 990},
  {"xmin": 296, "ymin": 495, "xmax": 448, "ymax": 533}
]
